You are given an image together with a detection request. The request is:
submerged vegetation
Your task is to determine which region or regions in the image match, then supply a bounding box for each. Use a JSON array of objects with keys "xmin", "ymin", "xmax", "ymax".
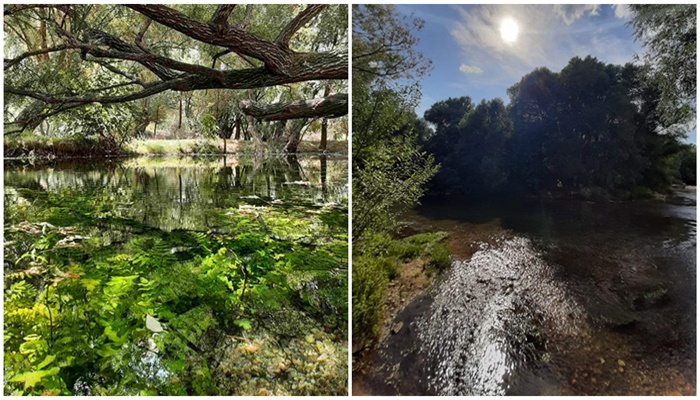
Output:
[{"xmin": 4, "ymin": 157, "xmax": 348, "ymax": 395}]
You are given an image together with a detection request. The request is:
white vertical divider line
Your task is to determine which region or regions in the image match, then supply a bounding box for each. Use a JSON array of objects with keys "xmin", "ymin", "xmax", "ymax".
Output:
[{"xmin": 346, "ymin": 2, "xmax": 354, "ymax": 396}]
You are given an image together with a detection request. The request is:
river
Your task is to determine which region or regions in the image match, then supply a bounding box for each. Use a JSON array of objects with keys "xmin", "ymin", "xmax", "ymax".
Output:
[{"xmin": 356, "ymin": 190, "xmax": 695, "ymax": 396}]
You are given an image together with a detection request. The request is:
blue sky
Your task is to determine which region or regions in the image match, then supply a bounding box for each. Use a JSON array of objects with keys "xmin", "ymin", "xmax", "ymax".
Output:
[{"xmin": 395, "ymin": 4, "xmax": 696, "ymax": 143}]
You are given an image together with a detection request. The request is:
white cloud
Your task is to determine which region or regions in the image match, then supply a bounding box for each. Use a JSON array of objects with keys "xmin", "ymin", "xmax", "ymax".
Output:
[
  {"xmin": 459, "ymin": 64, "xmax": 483, "ymax": 74},
  {"xmin": 613, "ymin": 4, "xmax": 632, "ymax": 19},
  {"xmin": 553, "ymin": 5, "xmax": 600, "ymax": 25},
  {"xmin": 449, "ymin": 4, "xmax": 639, "ymax": 83}
]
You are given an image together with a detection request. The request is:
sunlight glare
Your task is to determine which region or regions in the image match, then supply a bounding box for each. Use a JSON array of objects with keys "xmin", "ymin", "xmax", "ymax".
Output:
[{"xmin": 499, "ymin": 17, "xmax": 519, "ymax": 43}]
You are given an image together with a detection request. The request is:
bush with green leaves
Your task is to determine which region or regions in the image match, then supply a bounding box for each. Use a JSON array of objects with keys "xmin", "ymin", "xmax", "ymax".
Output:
[{"xmin": 352, "ymin": 232, "xmax": 448, "ymax": 346}]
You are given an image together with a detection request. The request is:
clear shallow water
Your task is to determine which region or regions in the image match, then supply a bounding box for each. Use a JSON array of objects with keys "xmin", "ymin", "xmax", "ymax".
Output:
[
  {"xmin": 4, "ymin": 155, "xmax": 349, "ymax": 395},
  {"xmin": 360, "ymin": 190, "xmax": 696, "ymax": 395}
]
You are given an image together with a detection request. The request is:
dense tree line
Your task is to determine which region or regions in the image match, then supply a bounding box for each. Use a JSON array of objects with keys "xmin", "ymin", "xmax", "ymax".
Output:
[{"xmin": 421, "ymin": 57, "xmax": 694, "ymax": 198}]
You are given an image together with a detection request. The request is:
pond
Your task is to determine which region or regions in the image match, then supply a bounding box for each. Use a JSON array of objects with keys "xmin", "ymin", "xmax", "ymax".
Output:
[
  {"xmin": 359, "ymin": 190, "xmax": 696, "ymax": 395},
  {"xmin": 4, "ymin": 155, "xmax": 348, "ymax": 396}
]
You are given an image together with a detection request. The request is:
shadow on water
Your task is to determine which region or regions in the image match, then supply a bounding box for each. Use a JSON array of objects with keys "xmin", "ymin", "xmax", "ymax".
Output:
[{"xmin": 360, "ymin": 190, "xmax": 696, "ymax": 395}]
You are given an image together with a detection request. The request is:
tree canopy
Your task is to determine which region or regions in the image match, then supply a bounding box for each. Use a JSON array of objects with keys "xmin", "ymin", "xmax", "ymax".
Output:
[
  {"xmin": 424, "ymin": 56, "xmax": 694, "ymax": 198},
  {"xmin": 352, "ymin": 4, "xmax": 435, "ymax": 240},
  {"xmin": 4, "ymin": 4, "xmax": 348, "ymax": 151},
  {"xmin": 628, "ymin": 4, "xmax": 696, "ymax": 125}
]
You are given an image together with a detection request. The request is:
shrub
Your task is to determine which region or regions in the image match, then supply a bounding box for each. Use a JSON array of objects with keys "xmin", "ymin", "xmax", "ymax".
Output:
[
  {"xmin": 352, "ymin": 254, "xmax": 390, "ymax": 344},
  {"xmin": 426, "ymin": 242, "xmax": 451, "ymax": 271}
]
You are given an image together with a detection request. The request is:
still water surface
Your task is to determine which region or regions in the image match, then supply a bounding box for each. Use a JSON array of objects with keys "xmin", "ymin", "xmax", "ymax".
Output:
[{"xmin": 4, "ymin": 155, "xmax": 348, "ymax": 395}]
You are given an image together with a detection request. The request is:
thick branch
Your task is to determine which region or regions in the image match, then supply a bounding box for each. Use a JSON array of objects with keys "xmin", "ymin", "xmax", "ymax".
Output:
[
  {"xmin": 276, "ymin": 5, "xmax": 326, "ymax": 45},
  {"xmin": 239, "ymin": 93, "xmax": 348, "ymax": 121},
  {"xmin": 76, "ymin": 43, "xmax": 224, "ymax": 81},
  {"xmin": 6, "ymin": 54, "xmax": 348, "ymax": 106},
  {"xmin": 5, "ymin": 80, "xmax": 178, "ymax": 105},
  {"xmin": 211, "ymin": 49, "xmax": 231, "ymax": 68},
  {"xmin": 89, "ymin": 59, "xmax": 146, "ymax": 86},
  {"xmin": 126, "ymin": 4, "xmax": 294, "ymax": 75},
  {"xmin": 209, "ymin": 5, "xmax": 236, "ymax": 33},
  {"xmin": 4, "ymin": 4, "xmax": 54, "ymax": 16},
  {"xmin": 62, "ymin": 29, "xmax": 177, "ymax": 81}
]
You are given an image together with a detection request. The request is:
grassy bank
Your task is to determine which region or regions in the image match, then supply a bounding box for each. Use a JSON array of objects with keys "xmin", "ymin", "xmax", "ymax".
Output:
[
  {"xmin": 126, "ymin": 139, "xmax": 348, "ymax": 156},
  {"xmin": 4, "ymin": 135, "xmax": 348, "ymax": 159},
  {"xmin": 352, "ymin": 231, "xmax": 450, "ymax": 352}
]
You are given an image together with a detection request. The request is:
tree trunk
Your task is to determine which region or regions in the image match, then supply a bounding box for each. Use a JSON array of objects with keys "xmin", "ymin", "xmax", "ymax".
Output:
[
  {"xmin": 154, "ymin": 105, "xmax": 159, "ymax": 136},
  {"xmin": 178, "ymin": 94, "xmax": 183, "ymax": 129},
  {"xmin": 284, "ymin": 125, "xmax": 302, "ymax": 153},
  {"xmin": 319, "ymin": 82, "xmax": 331, "ymax": 151},
  {"xmin": 234, "ymin": 118, "xmax": 241, "ymax": 140},
  {"xmin": 320, "ymin": 155, "xmax": 327, "ymax": 200},
  {"xmin": 320, "ymin": 118, "xmax": 328, "ymax": 151},
  {"xmin": 39, "ymin": 20, "xmax": 48, "ymax": 62},
  {"xmin": 246, "ymin": 90, "xmax": 265, "ymax": 154}
]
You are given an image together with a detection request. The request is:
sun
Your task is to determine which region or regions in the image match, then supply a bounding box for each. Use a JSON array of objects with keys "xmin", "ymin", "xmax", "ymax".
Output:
[{"xmin": 499, "ymin": 17, "xmax": 519, "ymax": 43}]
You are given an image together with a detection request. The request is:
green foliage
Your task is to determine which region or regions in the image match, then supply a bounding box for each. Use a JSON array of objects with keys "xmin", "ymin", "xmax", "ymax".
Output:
[
  {"xmin": 4, "ymin": 181, "xmax": 348, "ymax": 395},
  {"xmin": 677, "ymin": 144, "xmax": 696, "ymax": 186},
  {"xmin": 628, "ymin": 5, "xmax": 696, "ymax": 124},
  {"xmin": 425, "ymin": 56, "xmax": 692, "ymax": 198},
  {"xmin": 426, "ymin": 98, "xmax": 513, "ymax": 193},
  {"xmin": 59, "ymin": 103, "xmax": 144, "ymax": 147},
  {"xmin": 352, "ymin": 255, "xmax": 390, "ymax": 343},
  {"xmin": 352, "ymin": 5, "xmax": 437, "ymax": 240},
  {"xmin": 426, "ymin": 243, "xmax": 451, "ymax": 271},
  {"xmin": 352, "ymin": 231, "xmax": 448, "ymax": 345},
  {"xmin": 200, "ymin": 113, "xmax": 220, "ymax": 138},
  {"xmin": 353, "ymin": 137, "xmax": 438, "ymax": 239}
]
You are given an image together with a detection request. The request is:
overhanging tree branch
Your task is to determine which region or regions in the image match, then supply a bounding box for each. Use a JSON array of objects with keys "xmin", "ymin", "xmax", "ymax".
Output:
[
  {"xmin": 5, "ymin": 4, "xmax": 349, "ymax": 130},
  {"xmin": 209, "ymin": 5, "xmax": 236, "ymax": 33},
  {"xmin": 4, "ymin": 44, "xmax": 74, "ymax": 70},
  {"xmin": 239, "ymin": 93, "xmax": 348, "ymax": 121},
  {"xmin": 126, "ymin": 4, "xmax": 294, "ymax": 75},
  {"xmin": 276, "ymin": 5, "xmax": 327, "ymax": 45}
]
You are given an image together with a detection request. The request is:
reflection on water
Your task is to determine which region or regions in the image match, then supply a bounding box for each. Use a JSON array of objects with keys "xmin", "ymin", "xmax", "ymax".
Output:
[
  {"xmin": 366, "ymin": 190, "xmax": 696, "ymax": 395},
  {"xmin": 5, "ymin": 155, "xmax": 348, "ymax": 232},
  {"xmin": 4, "ymin": 155, "xmax": 348, "ymax": 395}
]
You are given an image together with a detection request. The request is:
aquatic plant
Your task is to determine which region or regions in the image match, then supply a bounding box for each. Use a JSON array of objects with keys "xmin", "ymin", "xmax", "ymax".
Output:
[{"xmin": 4, "ymin": 178, "xmax": 348, "ymax": 395}]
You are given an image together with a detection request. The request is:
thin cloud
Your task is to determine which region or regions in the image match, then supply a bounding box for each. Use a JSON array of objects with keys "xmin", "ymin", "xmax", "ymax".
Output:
[
  {"xmin": 459, "ymin": 64, "xmax": 483, "ymax": 74},
  {"xmin": 553, "ymin": 5, "xmax": 600, "ymax": 25},
  {"xmin": 449, "ymin": 4, "xmax": 639, "ymax": 82},
  {"xmin": 613, "ymin": 4, "xmax": 632, "ymax": 19}
]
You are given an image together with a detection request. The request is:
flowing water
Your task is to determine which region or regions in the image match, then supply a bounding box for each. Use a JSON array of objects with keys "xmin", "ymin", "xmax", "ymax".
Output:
[{"xmin": 358, "ymin": 190, "xmax": 696, "ymax": 396}]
